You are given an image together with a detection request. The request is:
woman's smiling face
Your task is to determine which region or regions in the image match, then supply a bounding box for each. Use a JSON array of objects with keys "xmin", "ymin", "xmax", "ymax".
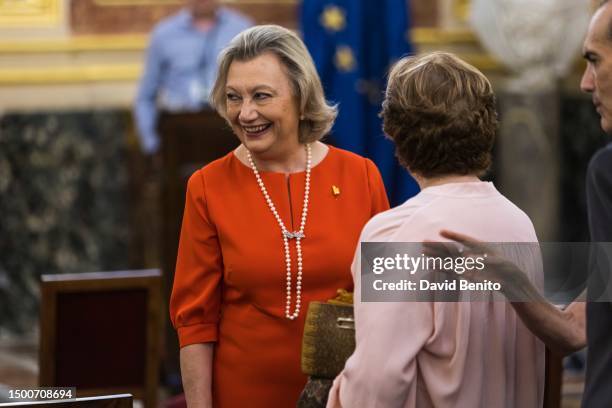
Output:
[{"xmin": 225, "ymin": 52, "xmax": 301, "ymax": 160}]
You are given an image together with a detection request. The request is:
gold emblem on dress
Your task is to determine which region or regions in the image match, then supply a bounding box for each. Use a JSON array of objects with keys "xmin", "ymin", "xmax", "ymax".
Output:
[
  {"xmin": 332, "ymin": 185, "xmax": 341, "ymax": 197},
  {"xmin": 320, "ymin": 5, "xmax": 346, "ymax": 32}
]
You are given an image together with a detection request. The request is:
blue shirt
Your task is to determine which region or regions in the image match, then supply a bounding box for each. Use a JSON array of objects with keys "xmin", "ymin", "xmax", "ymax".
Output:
[{"xmin": 134, "ymin": 7, "xmax": 252, "ymax": 154}]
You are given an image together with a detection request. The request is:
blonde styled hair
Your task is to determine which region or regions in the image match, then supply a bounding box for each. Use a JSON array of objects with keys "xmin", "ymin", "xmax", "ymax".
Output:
[
  {"xmin": 210, "ymin": 25, "xmax": 337, "ymax": 143},
  {"xmin": 381, "ymin": 51, "xmax": 498, "ymax": 177}
]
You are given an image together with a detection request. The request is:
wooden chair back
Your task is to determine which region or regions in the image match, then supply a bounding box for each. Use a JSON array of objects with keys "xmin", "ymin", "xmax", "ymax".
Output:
[{"xmin": 39, "ymin": 270, "xmax": 162, "ymax": 408}]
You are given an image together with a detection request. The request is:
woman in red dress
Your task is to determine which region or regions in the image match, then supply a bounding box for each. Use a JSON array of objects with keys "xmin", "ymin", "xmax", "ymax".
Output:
[{"xmin": 169, "ymin": 25, "xmax": 389, "ymax": 407}]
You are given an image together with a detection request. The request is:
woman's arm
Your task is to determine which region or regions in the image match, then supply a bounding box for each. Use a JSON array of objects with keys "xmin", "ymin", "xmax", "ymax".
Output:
[
  {"xmin": 510, "ymin": 292, "xmax": 586, "ymax": 355},
  {"xmin": 180, "ymin": 343, "xmax": 214, "ymax": 408},
  {"xmin": 424, "ymin": 230, "xmax": 586, "ymax": 355},
  {"xmin": 171, "ymin": 172, "xmax": 223, "ymax": 406}
]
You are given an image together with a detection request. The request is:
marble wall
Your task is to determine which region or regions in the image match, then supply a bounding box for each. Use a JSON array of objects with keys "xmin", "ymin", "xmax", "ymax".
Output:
[
  {"xmin": 559, "ymin": 95, "xmax": 609, "ymax": 241},
  {"xmin": 495, "ymin": 92, "xmax": 608, "ymax": 242},
  {"xmin": 0, "ymin": 111, "xmax": 132, "ymax": 334}
]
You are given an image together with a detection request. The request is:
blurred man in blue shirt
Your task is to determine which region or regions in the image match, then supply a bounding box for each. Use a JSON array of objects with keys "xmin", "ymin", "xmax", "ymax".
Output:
[{"xmin": 135, "ymin": 0, "xmax": 252, "ymax": 154}]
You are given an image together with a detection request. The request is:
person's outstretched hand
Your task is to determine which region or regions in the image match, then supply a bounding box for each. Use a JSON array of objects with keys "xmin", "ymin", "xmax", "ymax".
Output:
[{"xmin": 423, "ymin": 229, "xmax": 532, "ymax": 300}]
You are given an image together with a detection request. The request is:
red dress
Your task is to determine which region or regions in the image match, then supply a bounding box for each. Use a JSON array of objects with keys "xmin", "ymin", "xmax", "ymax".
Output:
[{"xmin": 170, "ymin": 146, "xmax": 389, "ymax": 407}]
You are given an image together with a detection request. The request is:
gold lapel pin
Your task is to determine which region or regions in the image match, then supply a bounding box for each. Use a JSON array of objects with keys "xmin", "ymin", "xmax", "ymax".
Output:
[{"xmin": 332, "ymin": 185, "xmax": 341, "ymax": 197}]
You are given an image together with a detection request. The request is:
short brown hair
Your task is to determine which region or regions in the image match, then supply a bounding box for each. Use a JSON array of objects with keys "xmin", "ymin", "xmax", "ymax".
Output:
[
  {"xmin": 381, "ymin": 51, "xmax": 498, "ymax": 178},
  {"xmin": 210, "ymin": 25, "xmax": 337, "ymax": 143}
]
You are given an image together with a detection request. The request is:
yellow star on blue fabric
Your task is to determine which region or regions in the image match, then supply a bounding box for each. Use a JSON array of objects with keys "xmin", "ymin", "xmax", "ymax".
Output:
[
  {"xmin": 319, "ymin": 5, "xmax": 346, "ymax": 32},
  {"xmin": 334, "ymin": 46, "xmax": 356, "ymax": 72}
]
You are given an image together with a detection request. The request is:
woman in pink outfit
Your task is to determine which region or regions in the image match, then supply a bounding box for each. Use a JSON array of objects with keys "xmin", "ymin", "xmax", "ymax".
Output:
[{"xmin": 328, "ymin": 52, "xmax": 544, "ymax": 408}]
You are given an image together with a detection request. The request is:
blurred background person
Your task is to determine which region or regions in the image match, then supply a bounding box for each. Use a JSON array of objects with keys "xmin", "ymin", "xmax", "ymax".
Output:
[{"xmin": 134, "ymin": 0, "xmax": 252, "ymax": 157}]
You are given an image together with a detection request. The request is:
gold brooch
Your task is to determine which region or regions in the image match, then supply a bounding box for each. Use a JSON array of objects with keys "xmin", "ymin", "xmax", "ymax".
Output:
[{"xmin": 332, "ymin": 185, "xmax": 341, "ymax": 197}]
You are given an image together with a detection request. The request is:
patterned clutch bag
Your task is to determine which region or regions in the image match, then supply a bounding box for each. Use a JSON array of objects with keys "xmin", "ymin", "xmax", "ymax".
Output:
[{"xmin": 301, "ymin": 291, "xmax": 356, "ymax": 378}]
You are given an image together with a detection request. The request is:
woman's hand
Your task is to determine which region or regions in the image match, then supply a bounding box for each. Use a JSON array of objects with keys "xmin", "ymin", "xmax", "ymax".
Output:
[
  {"xmin": 423, "ymin": 229, "xmax": 532, "ymax": 299},
  {"xmin": 423, "ymin": 230, "xmax": 586, "ymax": 354}
]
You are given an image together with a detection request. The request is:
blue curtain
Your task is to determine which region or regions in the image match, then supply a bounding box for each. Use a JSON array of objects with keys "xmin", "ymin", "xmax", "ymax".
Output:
[{"xmin": 301, "ymin": 0, "xmax": 419, "ymax": 206}]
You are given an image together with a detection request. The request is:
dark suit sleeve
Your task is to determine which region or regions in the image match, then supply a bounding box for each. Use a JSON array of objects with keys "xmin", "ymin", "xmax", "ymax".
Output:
[
  {"xmin": 586, "ymin": 144, "xmax": 612, "ymax": 242},
  {"xmin": 585, "ymin": 144, "xmax": 612, "ymax": 300},
  {"xmin": 583, "ymin": 144, "xmax": 612, "ymax": 408}
]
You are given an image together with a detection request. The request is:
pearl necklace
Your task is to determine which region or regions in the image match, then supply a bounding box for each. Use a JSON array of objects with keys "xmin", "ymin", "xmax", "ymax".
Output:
[{"xmin": 246, "ymin": 144, "xmax": 311, "ymax": 320}]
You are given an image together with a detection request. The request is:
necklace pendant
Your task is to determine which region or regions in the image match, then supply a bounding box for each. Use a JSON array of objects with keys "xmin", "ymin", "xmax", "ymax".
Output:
[{"xmin": 283, "ymin": 230, "xmax": 305, "ymax": 240}]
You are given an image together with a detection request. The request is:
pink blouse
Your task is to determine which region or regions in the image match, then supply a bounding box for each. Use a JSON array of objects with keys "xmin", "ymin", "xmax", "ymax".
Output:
[{"xmin": 328, "ymin": 181, "xmax": 545, "ymax": 408}]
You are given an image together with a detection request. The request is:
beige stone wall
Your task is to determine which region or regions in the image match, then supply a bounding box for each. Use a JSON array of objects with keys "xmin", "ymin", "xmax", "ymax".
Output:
[
  {"xmin": 0, "ymin": 0, "xmax": 67, "ymax": 38},
  {"xmin": 0, "ymin": 0, "xmax": 585, "ymax": 111},
  {"xmin": 66, "ymin": 0, "xmax": 440, "ymax": 34},
  {"xmin": 70, "ymin": 0, "xmax": 297, "ymax": 34}
]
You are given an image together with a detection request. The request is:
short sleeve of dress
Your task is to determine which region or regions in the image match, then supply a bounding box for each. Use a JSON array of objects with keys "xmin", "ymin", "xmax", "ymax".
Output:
[
  {"xmin": 364, "ymin": 158, "xmax": 390, "ymax": 215},
  {"xmin": 170, "ymin": 169, "xmax": 223, "ymax": 347}
]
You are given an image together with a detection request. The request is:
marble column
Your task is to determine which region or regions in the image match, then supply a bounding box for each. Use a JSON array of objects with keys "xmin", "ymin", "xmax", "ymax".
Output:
[
  {"xmin": 469, "ymin": 0, "xmax": 589, "ymax": 240},
  {"xmin": 496, "ymin": 90, "xmax": 560, "ymax": 240},
  {"xmin": 0, "ymin": 111, "xmax": 131, "ymax": 336}
]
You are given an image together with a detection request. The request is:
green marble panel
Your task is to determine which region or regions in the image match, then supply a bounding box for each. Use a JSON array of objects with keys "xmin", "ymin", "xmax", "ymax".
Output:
[{"xmin": 0, "ymin": 111, "xmax": 130, "ymax": 335}]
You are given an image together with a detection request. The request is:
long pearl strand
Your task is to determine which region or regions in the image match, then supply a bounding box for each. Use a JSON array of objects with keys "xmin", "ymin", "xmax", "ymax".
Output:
[{"xmin": 246, "ymin": 144, "xmax": 311, "ymax": 320}]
